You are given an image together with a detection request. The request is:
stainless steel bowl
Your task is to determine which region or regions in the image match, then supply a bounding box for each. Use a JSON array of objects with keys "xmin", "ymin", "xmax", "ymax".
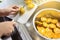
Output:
[{"xmin": 33, "ymin": 8, "xmax": 60, "ymax": 40}]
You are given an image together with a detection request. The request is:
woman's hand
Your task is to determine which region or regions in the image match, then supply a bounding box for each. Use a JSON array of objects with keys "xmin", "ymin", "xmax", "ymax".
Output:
[
  {"xmin": 0, "ymin": 21, "xmax": 15, "ymax": 37},
  {"xmin": 0, "ymin": 5, "xmax": 19, "ymax": 17}
]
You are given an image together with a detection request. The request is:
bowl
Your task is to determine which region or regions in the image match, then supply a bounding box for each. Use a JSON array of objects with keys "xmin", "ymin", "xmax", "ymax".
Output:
[{"xmin": 33, "ymin": 8, "xmax": 60, "ymax": 40}]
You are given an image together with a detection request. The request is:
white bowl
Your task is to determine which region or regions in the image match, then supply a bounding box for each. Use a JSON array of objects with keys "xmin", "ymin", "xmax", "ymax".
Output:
[{"xmin": 33, "ymin": 8, "xmax": 60, "ymax": 40}]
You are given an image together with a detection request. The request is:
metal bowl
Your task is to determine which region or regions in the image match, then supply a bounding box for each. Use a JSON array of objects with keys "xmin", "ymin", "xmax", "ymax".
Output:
[{"xmin": 33, "ymin": 8, "xmax": 60, "ymax": 40}]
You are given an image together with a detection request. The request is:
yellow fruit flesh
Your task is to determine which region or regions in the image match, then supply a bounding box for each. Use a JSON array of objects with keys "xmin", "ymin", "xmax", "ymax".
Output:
[
  {"xmin": 24, "ymin": 0, "xmax": 34, "ymax": 9},
  {"xmin": 19, "ymin": 7, "xmax": 25, "ymax": 15},
  {"xmin": 43, "ymin": 22, "xmax": 49, "ymax": 27},
  {"xmin": 56, "ymin": 23, "xmax": 60, "ymax": 28},
  {"xmin": 46, "ymin": 18, "xmax": 52, "ymax": 23},
  {"xmin": 24, "ymin": 0, "xmax": 32, "ymax": 5},
  {"xmin": 35, "ymin": 21, "xmax": 42, "ymax": 25},
  {"xmin": 45, "ymin": 28, "xmax": 53, "ymax": 38},
  {"xmin": 41, "ymin": 17, "xmax": 47, "ymax": 22},
  {"xmin": 51, "ymin": 19, "xmax": 58, "ymax": 24},
  {"xmin": 49, "ymin": 24, "xmax": 56, "ymax": 29},
  {"xmin": 54, "ymin": 28, "xmax": 60, "ymax": 34},
  {"xmin": 35, "ymin": 10, "xmax": 60, "ymax": 39},
  {"xmin": 27, "ymin": 3, "xmax": 34, "ymax": 9},
  {"xmin": 37, "ymin": 27, "xmax": 46, "ymax": 35}
]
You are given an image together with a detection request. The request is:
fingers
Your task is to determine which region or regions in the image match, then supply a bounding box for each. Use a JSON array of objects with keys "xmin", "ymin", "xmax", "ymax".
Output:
[
  {"xmin": 0, "ymin": 21, "xmax": 16, "ymax": 36},
  {"xmin": 11, "ymin": 5, "xmax": 19, "ymax": 12},
  {"xmin": 7, "ymin": 21, "xmax": 16, "ymax": 25},
  {"xmin": 1, "ymin": 5, "xmax": 19, "ymax": 16},
  {"xmin": 12, "ymin": 5, "xmax": 19, "ymax": 9},
  {"xmin": 11, "ymin": 8, "xmax": 19, "ymax": 12},
  {"xmin": 10, "ymin": 5, "xmax": 19, "ymax": 15},
  {"xmin": 5, "ymin": 21, "xmax": 16, "ymax": 32},
  {"xmin": 9, "ymin": 26, "xmax": 14, "ymax": 31},
  {"xmin": 5, "ymin": 33, "xmax": 11, "ymax": 36},
  {"xmin": 3, "ymin": 21, "xmax": 16, "ymax": 36},
  {"xmin": 10, "ymin": 11, "xmax": 18, "ymax": 15}
]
